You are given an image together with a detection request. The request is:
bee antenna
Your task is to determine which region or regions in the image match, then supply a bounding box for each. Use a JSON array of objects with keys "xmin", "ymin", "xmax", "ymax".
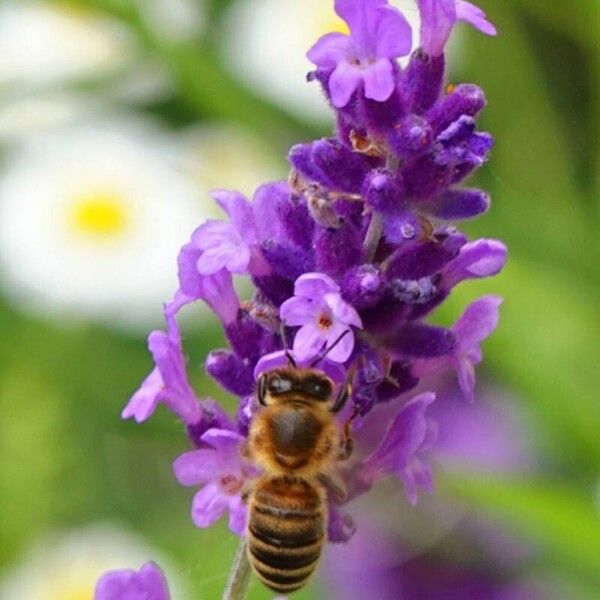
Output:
[
  {"xmin": 279, "ymin": 321, "xmax": 297, "ymax": 368},
  {"xmin": 310, "ymin": 330, "xmax": 350, "ymax": 367}
]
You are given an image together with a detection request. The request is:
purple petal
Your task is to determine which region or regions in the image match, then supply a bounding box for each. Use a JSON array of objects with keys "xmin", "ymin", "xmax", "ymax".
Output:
[
  {"xmin": 326, "ymin": 293, "xmax": 363, "ymax": 328},
  {"xmin": 174, "ymin": 250, "xmax": 240, "ymax": 324},
  {"xmin": 94, "ymin": 562, "xmax": 170, "ymax": 600},
  {"xmin": 191, "ymin": 483, "xmax": 228, "ymax": 528},
  {"xmin": 193, "ymin": 220, "xmax": 238, "ymax": 251},
  {"xmin": 307, "ymin": 32, "xmax": 351, "ymax": 68},
  {"xmin": 417, "ymin": 0, "xmax": 456, "ymax": 56},
  {"xmin": 422, "ymin": 188, "xmax": 490, "ymax": 220},
  {"xmin": 328, "ymin": 505, "xmax": 357, "ymax": 543},
  {"xmin": 443, "ymin": 238, "xmax": 507, "ymax": 288},
  {"xmin": 329, "ymin": 61, "xmax": 363, "ymax": 108},
  {"xmin": 373, "ymin": 5, "xmax": 413, "ymax": 57},
  {"xmin": 210, "ymin": 189, "xmax": 257, "ymax": 244},
  {"xmin": 173, "ymin": 449, "xmax": 221, "ymax": 486},
  {"xmin": 456, "ymin": 355, "xmax": 476, "ymax": 402},
  {"xmin": 197, "ymin": 243, "xmax": 250, "ymax": 275},
  {"xmin": 453, "ymin": 295, "xmax": 503, "ymax": 351},
  {"xmin": 121, "ymin": 367, "xmax": 162, "ymax": 423},
  {"xmin": 293, "ymin": 324, "xmax": 327, "ymax": 361},
  {"xmin": 280, "ymin": 296, "xmax": 317, "ymax": 327},
  {"xmin": 362, "ymin": 58, "xmax": 395, "ymax": 102},
  {"xmin": 325, "ymin": 327, "xmax": 355, "ymax": 363},
  {"xmin": 294, "ymin": 272, "xmax": 340, "ymax": 299},
  {"xmin": 253, "ymin": 350, "xmax": 346, "ymax": 383},
  {"xmin": 455, "ymin": 0, "xmax": 497, "ymax": 35},
  {"xmin": 200, "ymin": 428, "xmax": 245, "ymax": 454},
  {"xmin": 228, "ymin": 495, "xmax": 247, "ymax": 535},
  {"xmin": 335, "ymin": 0, "xmax": 388, "ymax": 52},
  {"xmin": 401, "ymin": 457, "xmax": 434, "ymax": 506}
]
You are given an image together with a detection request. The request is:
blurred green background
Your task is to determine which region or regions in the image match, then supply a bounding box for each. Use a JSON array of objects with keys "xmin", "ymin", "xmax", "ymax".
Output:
[{"xmin": 0, "ymin": 1, "xmax": 598, "ymax": 598}]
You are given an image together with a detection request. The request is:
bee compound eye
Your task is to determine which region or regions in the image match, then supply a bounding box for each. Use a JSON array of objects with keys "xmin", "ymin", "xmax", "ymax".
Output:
[
  {"xmin": 303, "ymin": 377, "xmax": 332, "ymax": 400},
  {"xmin": 268, "ymin": 376, "xmax": 293, "ymax": 394}
]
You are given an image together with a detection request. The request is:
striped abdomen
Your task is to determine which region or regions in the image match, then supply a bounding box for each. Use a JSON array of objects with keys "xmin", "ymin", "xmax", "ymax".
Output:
[{"xmin": 247, "ymin": 476, "xmax": 325, "ymax": 594}]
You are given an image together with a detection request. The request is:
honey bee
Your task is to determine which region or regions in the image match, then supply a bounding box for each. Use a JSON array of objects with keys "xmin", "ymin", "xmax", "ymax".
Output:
[{"xmin": 243, "ymin": 355, "xmax": 355, "ymax": 594}]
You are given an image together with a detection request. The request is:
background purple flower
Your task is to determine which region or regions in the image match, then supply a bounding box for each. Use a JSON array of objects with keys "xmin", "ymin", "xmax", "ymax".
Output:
[
  {"xmin": 94, "ymin": 561, "xmax": 170, "ymax": 600},
  {"xmin": 280, "ymin": 272, "xmax": 363, "ymax": 362},
  {"xmin": 413, "ymin": 296, "xmax": 502, "ymax": 401},
  {"xmin": 362, "ymin": 392, "xmax": 437, "ymax": 505},
  {"xmin": 307, "ymin": 0, "xmax": 412, "ymax": 107}
]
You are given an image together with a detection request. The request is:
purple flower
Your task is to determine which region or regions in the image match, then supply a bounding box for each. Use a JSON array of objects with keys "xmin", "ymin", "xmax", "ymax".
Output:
[
  {"xmin": 307, "ymin": 0, "xmax": 412, "ymax": 107},
  {"xmin": 361, "ymin": 392, "xmax": 437, "ymax": 505},
  {"xmin": 280, "ymin": 273, "xmax": 363, "ymax": 362},
  {"xmin": 192, "ymin": 190, "xmax": 270, "ymax": 277},
  {"xmin": 94, "ymin": 562, "xmax": 170, "ymax": 600},
  {"xmin": 173, "ymin": 428, "xmax": 252, "ymax": 535},
  {"xmin": 122, "ymin": 311, "xmax": 201, "ymax": 425},
  {"xmin": 172, "ymin": 247, "xmax": 240, "ymax": 325},
  {"xmin": 417, "ymin": 0, "xmax": 496, "ymax": 57},
  {"xmin": 413, "ymin": 296, "xmax": 503, "ymax": 401}
]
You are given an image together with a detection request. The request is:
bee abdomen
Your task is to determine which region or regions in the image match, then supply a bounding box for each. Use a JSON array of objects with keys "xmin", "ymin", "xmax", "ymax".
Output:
[{"xmin": 247, "ymin": 479, "xmax": 325, "ymax": 593}]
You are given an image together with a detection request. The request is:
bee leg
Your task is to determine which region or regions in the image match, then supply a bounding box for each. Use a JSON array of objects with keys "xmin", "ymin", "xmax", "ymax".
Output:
[
  {"xmin": 318, "ymin": 472, "xmax": 348, "ymax": 501},
  {"xmin": 338, "ymin": 404, "xmax": 361, "ymax": 460},
  {"xmin": 331, "ymin": 362, "xmax": 357, "ymax": 414}
]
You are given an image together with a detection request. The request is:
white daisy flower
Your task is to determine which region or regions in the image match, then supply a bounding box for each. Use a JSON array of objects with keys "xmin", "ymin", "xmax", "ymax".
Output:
[
  {"xmin": 179, "ymin": 123, "xmax": 285, "ymax": 197},
  {"xmin": 0, "ymin": 1, "xmax": 137, "ymax": 91},
  {"xmin": 221, "ymin": 0, "xmax": 421, "ymax": 122},
  {"xmin": 0, "ymin": 117, "xmax": 206, "ymax": 330},
  {"xmin": 0, "ymin": 523, "xmax": 187, "ymax": 600}
]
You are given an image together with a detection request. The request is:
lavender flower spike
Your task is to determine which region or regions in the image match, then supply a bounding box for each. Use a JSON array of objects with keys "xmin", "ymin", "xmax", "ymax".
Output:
[
  {"xmin": 308, "ymin": 0, "xmax": 412, "ymax": 107},
  {"xmin": 94, "ymin": 561, "xmax": 170, "ymax": 600},
  {"xmin": 173, "ymin": 428, "xmax": 251, "ymax": 535},
  {"xmin": 280, "ymin": 273, "xmax": 363, "ymax": 362},
  {"xmin": 418, "ymin": 0, "xmax": 496, "ymax": 57}
]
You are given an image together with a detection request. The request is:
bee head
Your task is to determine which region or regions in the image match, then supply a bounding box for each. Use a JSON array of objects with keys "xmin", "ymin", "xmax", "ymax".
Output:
[{"xmin": 257, "ymin": 368, "xmax": 334, "ymax": 406}]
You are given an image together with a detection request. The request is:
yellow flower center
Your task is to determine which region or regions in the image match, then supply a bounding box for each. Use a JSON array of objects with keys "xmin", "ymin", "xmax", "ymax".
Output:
[{"xmin": 69, "ymin": 191, "xmax": 129, "ymax": 239}]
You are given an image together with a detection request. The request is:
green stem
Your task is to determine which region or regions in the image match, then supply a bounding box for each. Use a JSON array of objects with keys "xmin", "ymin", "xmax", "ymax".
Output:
[{"xmin": 222, "ymin": 539, "xmax": 251, "ymax": 600}]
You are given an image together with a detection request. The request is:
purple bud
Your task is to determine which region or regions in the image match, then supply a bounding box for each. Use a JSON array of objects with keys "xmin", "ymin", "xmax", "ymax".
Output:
[
  {"xmin": 388, "ymin": 114, "xmax": 433, "ymax": 158},
  {"xmin": 383, "ymin": 211, "xmax": 423, "ymax": 244},
  {"xmin": 311, "ymin": 138, "xmax": 372, "ymax": 193},
  {"xmin": 362, "ymin": 169, "xmax": 406, "ymax": 214},
  {"xmin": 384, "ymin": 324, "xmax": 456, "ymax": 358},
  {"xmin": 186, "ymin": 400, "xmax": 234, "ymax": 448},
  {"xmin": 225, "ymin": 310, "xmax": 280, "ymax": 364},
  {"xmin": 341, "ymin": 264, "xmax": 384, "ymax": 309},
  {"xmin": 403, "ymin": 154, "xmax": 451, "ymax": 200},
  {"xmin": 261, "ymin": 239, "xmax": 315, "ymax": 280},
  {"xmin": 443, "ymin": 239, "xmax": 508, "ymax": 288},
  {"xmin": 423, "ymin": 188, "xmax": 490, "ymax": 220},
  {"xmin": 315, "ymin": 221, "xmax": 362, "ymax": 277},
  {"xmin": 427, "ymin": 83, "xmax": 486, "ymax": 135},
  {"xmin": 402, "ymin": 49, "xmax": 445, "ymax": 114},
  {"xmin": 252, "ymin": 274, "xmax": 294, "ymax": 308},
  {"xmin": 358, "ymin": 87, "xmax": 406, "ymax": 133},
  {"xmin": 289, "ymin": 138, "xmax": 372, "ymax": 194},
  {"xmin": 278, "ymin": 195, "xmax": 315, "ymax": 250},
  {"xmin": 205, "ymin": 350, "xmax": 255, "ymax": 397},
  {"xmin": 384, "ymin": 232, "xmax": 466, "ymax": 280}
]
